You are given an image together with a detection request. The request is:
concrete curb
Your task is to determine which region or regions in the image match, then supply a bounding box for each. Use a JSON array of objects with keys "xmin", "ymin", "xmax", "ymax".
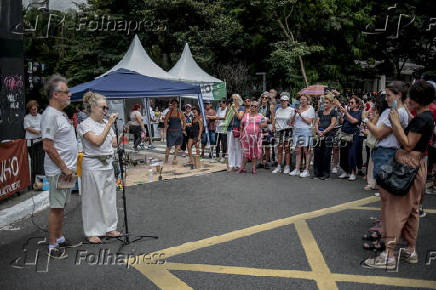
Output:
[{"xmin": 0, "ymin": 191, "xmax": 49, "ymax": 229}]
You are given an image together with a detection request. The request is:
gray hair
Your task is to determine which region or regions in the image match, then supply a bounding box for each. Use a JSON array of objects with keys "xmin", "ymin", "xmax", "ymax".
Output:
[
  {"xmin": 45, "ymin": 74, "xmax": 67, "ymax": 100},
  {"xmin": 83, "ymin": 91, "xmax": 106, "ymax": 113},
  {"xmin": 231, "ymin": 94, "xmax": 243, "ymax": 106}
]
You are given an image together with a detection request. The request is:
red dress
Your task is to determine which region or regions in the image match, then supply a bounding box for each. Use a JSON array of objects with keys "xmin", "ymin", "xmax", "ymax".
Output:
[{"xmin": 240, "ymin": 113, "xmax": 264, "ymax": 159}]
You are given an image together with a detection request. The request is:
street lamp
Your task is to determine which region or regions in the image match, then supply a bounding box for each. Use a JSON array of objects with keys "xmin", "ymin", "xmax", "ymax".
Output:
[{"xmin": 255, "ymin": 72, "xmax": 267, "ymax": 91}]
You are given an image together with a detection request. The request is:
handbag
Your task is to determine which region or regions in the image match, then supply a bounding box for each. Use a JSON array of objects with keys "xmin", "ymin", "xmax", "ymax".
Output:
[
  {"xmin": 231, "ymin": 113, "xmax": 242, "ymax": 138},
  {"xmin": 366, "ymin": 132, "xmax": 377, "ymax": 149},
  {"xmin": 375, "ymin": 156, "xmax": 419, "ymax": 196},
  {"xmin": 340, "ymin": 130, "xmax": 354, "ymax": 142}
]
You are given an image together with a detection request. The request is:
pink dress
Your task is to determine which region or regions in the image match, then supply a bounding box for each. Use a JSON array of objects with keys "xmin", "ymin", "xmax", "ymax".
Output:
[{"xmin": 240, "ymin": 113, "xmax": 264, "ymax": 159}]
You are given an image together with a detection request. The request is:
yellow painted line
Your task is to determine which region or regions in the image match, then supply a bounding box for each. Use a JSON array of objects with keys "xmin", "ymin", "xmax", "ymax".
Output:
[
  {"xmin": 131, "ymin": 264, "xmax": 192, "ymax": 289},
  {"xmin": 295, "ymin": 221, "xmax": 338, "ymax": 290},
  {"xmin": 166, "ymin": 263, "xmax": 436, "ymax": 289},
  {"xmin": 332, "ymin": 273, "xmax": 436, "ymax": 289},
  {"xmin": 131, "ymin": 196, "xmax": 379, "ymax": 263},
  {"xmin": 165, "ymin": 262, "xmax": 317, "ymax": 281},
  {"xmin": 351, "ymin": 206, "xmax": 436, "ymax": 214}
]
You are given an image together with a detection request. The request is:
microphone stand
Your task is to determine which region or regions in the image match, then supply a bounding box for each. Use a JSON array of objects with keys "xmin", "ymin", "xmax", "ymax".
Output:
[{"xmin": 113, "ymin": 120, "xmax": 158, "ymax": 246}]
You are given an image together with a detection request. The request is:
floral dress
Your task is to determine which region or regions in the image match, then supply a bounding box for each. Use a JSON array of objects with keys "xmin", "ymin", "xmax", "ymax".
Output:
[{"xmin": 240, "ymin": 113, "xmax": 265, "ymax": 159}]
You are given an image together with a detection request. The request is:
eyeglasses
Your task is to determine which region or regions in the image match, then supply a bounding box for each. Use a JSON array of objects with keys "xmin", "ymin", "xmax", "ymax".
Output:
[
  {"xmin": 100, "ymin": 105, "xmax": 109, "ymax": 111},
  {"xmin": 250, "ymin": 105, "xmax": 258, "ymax": 108},
  {"xmin": 56, "ymin": 89, "xmax": 70, "ymax": 94}
]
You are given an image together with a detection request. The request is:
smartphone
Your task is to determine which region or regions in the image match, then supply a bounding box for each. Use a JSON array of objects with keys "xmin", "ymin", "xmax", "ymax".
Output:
[{"xmin": 392, "ymin": 100, "xmax": 397, "ymax": 110}]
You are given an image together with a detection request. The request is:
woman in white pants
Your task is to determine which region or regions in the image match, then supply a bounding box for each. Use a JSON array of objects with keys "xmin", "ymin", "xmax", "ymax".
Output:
[
  {"xmin": 226, "ymin": 94, "xmax": 245, "ymax": 171},
  {"xmin": 78, "ymin": 91, "xmax": 120, "ymax": 244}
]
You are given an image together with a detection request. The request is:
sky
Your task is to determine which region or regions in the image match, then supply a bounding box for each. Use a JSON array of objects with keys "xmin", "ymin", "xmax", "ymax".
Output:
[{"xmin": 22, "ymin": 0, "xmax": 86, "ymax": 11}]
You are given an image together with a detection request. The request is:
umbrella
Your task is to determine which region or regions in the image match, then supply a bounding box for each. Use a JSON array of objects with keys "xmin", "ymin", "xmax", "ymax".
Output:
[{"xmin": 298, "ymin": 85, "xmax": 326, "ymax": 95}]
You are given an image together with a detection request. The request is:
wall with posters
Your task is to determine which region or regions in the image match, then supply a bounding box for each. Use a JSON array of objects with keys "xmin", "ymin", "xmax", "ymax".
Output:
[{"xmin": 0, "ymin": 0, "xmax": 25, "ymax": 141}]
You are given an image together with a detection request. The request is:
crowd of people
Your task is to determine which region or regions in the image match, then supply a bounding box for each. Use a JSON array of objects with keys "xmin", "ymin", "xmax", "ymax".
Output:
[{"xmin": 23, "ymin": 72, "xmax": 436, "ymax": 269}]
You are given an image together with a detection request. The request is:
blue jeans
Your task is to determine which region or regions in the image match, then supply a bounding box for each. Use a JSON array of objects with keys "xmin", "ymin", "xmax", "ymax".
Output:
[
  {"xmin": 201, "ymin": 130, "xmax": 216, "ymax": 145},
  {"xmin": 372, "ymin": 147, "xmax": 397, "ymax": 179}
]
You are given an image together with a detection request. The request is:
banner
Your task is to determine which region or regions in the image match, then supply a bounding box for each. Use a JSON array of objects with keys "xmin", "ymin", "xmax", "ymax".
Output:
[
  {"xmin": 182, "ymin": 82, "xmax": 227, "ymax": 101},
  {"xmin": 0, "ymin": 139, "xmax": 30, "ymax": 200}
]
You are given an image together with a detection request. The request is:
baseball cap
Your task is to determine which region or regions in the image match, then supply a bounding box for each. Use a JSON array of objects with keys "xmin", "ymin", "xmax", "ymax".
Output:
[{"xmin": 280, "ymin": 92, "xmax": 290, "ymax": 101}]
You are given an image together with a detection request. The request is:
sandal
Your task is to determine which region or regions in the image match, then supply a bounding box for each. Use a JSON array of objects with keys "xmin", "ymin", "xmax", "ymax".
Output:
[
  {"xmin": 106, "ymin": 230, "xmax": 121, "ymax": 237},
  {"xmin": 364, "ymin": 185, "xmax": 376, "ymax": 191},
  {"xmin": 362, "ymin": 231, "xmax": 381, "ymax": 241},
  {"xmin": 363, "ymin": 240, "xmax": 385, "ymax": 251},
  {"xmin": 88, "ymin": 236, "xmax": 103, "ymax": 244}
]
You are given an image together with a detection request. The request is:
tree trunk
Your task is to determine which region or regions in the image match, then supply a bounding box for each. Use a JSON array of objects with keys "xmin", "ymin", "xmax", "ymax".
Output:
[{"xmin": 277, "ymin": 19, "xmax": 309, "ymax": 87}]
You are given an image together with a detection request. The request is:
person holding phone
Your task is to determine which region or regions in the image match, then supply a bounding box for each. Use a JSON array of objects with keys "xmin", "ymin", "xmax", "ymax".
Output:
[{"xmin": 79, "ymin": 91, "xmax": 121, "ymax": 244}]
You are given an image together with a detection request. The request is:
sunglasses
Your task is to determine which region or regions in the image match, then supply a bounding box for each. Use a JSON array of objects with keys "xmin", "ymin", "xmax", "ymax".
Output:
[
  {"xmin": 250, "ymin": 105, "xmax": 258, "ymax": 108},
  {"xmin": 261, "ymin": 97, "xmax": 268, "ymax": 99},
  {"xmin": 100, "ymin": 105, "xmax": 109, "ymax": 111}
]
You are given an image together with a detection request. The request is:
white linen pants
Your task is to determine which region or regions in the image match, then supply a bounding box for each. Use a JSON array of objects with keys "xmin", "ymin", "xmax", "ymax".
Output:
[
  {"xmin": 81, "ymin": 169, "xmax": 118, "ymax": 237},
  {"xmin": 227, "ymin": 132, "xmax": 242, "ymax": 168}
]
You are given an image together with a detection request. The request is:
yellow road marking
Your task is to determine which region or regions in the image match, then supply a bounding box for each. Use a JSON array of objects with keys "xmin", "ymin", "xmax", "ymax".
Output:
[
  {"xmin": 131, "ymin": 196, "xmax": 378, "ymax": 263},
  {"xmin": 127, "ymin": 195, "xmax": 436, "ymax": 289},
  {"xmin": 163, "ymin": 263, "xmax": 436, "ymax": 289},
  {"xmin": 165, "ymin": 262, "xmax": 317, "ymax": 280},
  {"xmin": 332, "ymin": 273, "xmax": 436, "ymax": 289},
  {"xmin": 295, "ymin": 221, "xmax": 338, "ymax": 290},
  {"xmin": 132, "ymin": 264, "xmax": 192, "ymax": 289},
  {"xmin": 351, "ymin": 206, "xmax": 436, "ymax": 214}
]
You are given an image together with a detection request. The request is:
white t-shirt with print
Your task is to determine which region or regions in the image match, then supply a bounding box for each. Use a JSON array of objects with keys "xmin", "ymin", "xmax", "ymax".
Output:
[
  {"xmin": 294, "ymin": 106, "xmax": 316, "ymax": 129},
  {"xmin": 23, "ymin": 113, "xmax": 42, "ymax": 144},
  {"xmin": 78, "ymin": 117, "xmax": 115, "ymax": 171},
  {"xmin": 41, "ymin": 106, "xmax": 78, "ymax": 176},
  {"xmin": 376, "ymin": 107, "xmax": 409, "ymax": 149},
  {"xmin": 216, "ymin": 107, "xmax": 228, "ymax": 134},
  {"xmin": 275, "ymin": 106, "xmax": 295, "ymax": 131}
]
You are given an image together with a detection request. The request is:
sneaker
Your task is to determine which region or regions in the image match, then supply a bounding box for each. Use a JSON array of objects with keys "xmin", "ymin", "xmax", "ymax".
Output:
[
  {"xmin": 147, "ymin": 145, "xmax": 156, "ymax": 150},
  {"xmin": 419, "ymin": 205, "xmax": 427, "ymax": 218},
  {"xmin": 361, "ymin": 252, "xmax": 396, "ymax": 270},
  {"xmin": 332, "ymin": 167, "xmax": 338, "ymax": 174},
  {"xmin": 283, "ymin": 166, "xmax": 291, "ymax": 174},
  {"xmin": 220, "ymin": 157, "xmax": 225, "ymax": 163},
  {"xmin": 300, "ymin": 170, "xmax": 310, "ymax": 178},
  {"xmin": 374, "ymin": 192, "xmax": 380, "ymax": 197},
  {"xmin": 48, "ymin": 246, "xmax": 68, "ymax": 260},
  {"xmin": 400, "ymin": 249, "xmax": 418, "ymax": 264},
  {"xmin": 349, "ymin": 173, "xmax": 357, "ymax": 181},
  {"xmin": 58, "ymin": 239, "xmax": 83, "ymax": 248},
  {"xmin": 289, "ymin": 169, "xmax": 300, "ymax": 176},
  {"xmin": 338, "ymin": 172, "xmax": 349, "ymax": 179},
  {"xmin": 272, "ymin": 167, "xmax": 282, "ymax": 174}
]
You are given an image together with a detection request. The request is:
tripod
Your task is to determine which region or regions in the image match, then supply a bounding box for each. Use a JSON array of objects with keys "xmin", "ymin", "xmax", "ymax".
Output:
[{"xmin": 113, "ymin": 121, "xmax": 158, "ymax": 246}]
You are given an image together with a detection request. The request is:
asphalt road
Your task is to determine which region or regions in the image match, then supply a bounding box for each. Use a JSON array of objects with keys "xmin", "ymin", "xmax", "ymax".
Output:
[{"xmin": 1, "ymin": 168, "xmax": 435, "ymax": 289}]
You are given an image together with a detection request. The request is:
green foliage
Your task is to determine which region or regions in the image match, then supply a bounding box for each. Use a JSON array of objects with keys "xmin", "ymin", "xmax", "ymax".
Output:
[{"xmin": 23, "ymin": 0, "xmax": 436, "ymax": 100}]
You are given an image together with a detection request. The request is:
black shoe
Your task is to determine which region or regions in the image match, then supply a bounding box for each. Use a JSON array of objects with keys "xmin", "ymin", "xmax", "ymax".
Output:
[
  {"xmin": 48, "ymin": 246, "xmax": 68, "ymax": 260},
  {"xmin": 264, "ymin": 163, "xmax": 271, "ymax": 169},
  {"xmin": 58, "ymin": 239, "xmax": 83, "ymax": 248},
  {"xmin": 320, "ymin": 176, "xmax": 329, "ymax": 180}
]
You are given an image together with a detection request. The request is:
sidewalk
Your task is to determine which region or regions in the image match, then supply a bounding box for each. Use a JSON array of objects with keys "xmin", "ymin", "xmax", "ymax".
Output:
[{"xmin": 0, "ymin": 140, "xmax": 224, "ymax": 229}]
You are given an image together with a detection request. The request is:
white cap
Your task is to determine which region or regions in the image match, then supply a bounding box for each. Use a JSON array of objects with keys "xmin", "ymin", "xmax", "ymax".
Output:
[{"xmin": 280, "ymin": 95, "xmax": 290, "ymax": 101}]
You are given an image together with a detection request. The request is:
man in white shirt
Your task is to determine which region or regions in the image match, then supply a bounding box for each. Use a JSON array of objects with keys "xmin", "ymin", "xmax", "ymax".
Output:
[{"xmin": 41, "ymin": 74, "xmax": 82, "ymax": 259}]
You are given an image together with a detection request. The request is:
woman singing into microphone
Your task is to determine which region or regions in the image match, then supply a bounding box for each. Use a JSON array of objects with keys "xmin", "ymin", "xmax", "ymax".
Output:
[{"xmin": 78, "ymin": 92, "xmax": 121, "ymax": 244}]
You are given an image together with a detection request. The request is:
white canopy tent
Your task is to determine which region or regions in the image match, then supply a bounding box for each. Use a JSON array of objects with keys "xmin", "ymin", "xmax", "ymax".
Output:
[
  {"xmin": 168, "ymin": 43, "xmax": 222, "ymax": 83},
  {"xmin": 101, "ymin": 34, "xmax": 174, "ymax": 80},
  {"xmin": 168, "ymin": 43, "xmax": 224, "ymax": 101}
]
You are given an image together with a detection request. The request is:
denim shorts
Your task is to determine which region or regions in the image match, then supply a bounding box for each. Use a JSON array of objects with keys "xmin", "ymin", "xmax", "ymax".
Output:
[
  {"xmin": 293, "ymin": 127, "xmax": 313, "ymax": 147},
  {"xmin": 372, "ymin": 147, "xmax": 397, "ymax": 179},
  {"xmin": 201, "ymin": 130, "xmax": 216, "ymax": 145}
]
